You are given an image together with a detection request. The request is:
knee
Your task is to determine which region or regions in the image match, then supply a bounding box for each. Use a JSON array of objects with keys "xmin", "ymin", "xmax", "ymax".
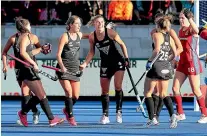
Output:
[
  {"xmin": 172, "ymin": 86, "xmax": 179, "ymax": 94},
  {"xmin": 114, "ymin": 85, "xmax": 122, "ymax": 91},
  {"xmin": 72, "ymin": 96, "xmax": 79, "ymax": 100},
  {"xmin": 159, "ymin": 92, "xmax": 167, "ymax": 98}
]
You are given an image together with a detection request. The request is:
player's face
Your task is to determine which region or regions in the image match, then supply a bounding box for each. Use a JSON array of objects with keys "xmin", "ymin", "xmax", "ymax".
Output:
[
  {"xmin": 94, "ymin": 17, "xmax": 105, "ymax": 31},
  {"xmin": 71, "ymin": 18, "xmax": 81, "ymax": 32},
  {"xmin": 179, "ymin": 13, "xmax": 189, "ymax": 27}
]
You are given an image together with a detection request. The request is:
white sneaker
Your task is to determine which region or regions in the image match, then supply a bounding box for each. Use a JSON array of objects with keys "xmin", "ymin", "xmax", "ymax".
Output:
[
  {"xmin": 100, "ymin": 115, "xmax": 110, "ymax": 124},
  {"xmin": 170, "ymin": 114, "xmax": 178, "ymax": 128},
  {"xmin": 176, "ymin": 113, "xmax": 186, "ymax": 121},
  {"xmin": 143, "ymin": 117, "xmax": 158, "ymax": 128},
  {"xmin": 33, "ymin": 110, "xmax": 41, "ymax": 125},
  {"xmin": 116, "ymin": 112, "xmax": 122, "ymax": 123},
  {"xmin": 197, "ymin": 115, "xmax": 207, "ymax": 124}
]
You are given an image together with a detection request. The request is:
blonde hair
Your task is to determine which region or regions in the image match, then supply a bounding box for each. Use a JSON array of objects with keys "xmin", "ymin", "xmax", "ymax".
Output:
[
  {"xmin": 157, "ymin": 15, "xmax": 172, "ymax": 32},
  {"xmin": 87, "ymin": 15, "xmax": 105, "ymax": 27},
  {"xmin": 65, "ymin": 15, "xmax": 81, "ymax": 31},
  {"xmin": 15, "ymin": 17, "xmax": 30, "ymax": 33}
]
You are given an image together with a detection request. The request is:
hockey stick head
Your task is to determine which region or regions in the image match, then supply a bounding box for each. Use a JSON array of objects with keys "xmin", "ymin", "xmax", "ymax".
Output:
[
  {"xmin": 4, "ymin": 72, "xmax": 7, "ymax": 80},
  {"xmin": 205, "ymin": 77, "xmax": 207, "ymax": 85}
]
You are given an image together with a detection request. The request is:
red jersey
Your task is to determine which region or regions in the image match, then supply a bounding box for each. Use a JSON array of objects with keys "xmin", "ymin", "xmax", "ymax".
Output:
[{"xmin": 177, "ymin": 27, "xmax": 202, "ymax": 75}]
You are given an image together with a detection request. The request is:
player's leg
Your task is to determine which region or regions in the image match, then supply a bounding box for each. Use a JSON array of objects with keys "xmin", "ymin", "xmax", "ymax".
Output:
[
  {"xmin": 159, "ymin": 80, "xmax": 178, "ymax": 128},
  {"xmin": 188, "ymin": 74, "xmax": 207, "ymax": 123},
  {"xmin": 114, "ymin": 70, "xmax": 125, "ymax": 123},
  {"xmin": 18, "ymin": 80, "xmax": 64, "ymax": 127},
  {"xmin": 144, "ymin": 77, "xmax": 158, "ymax": 127},
  {"xmin": 100, "ymin": 77, "xmax": 111, "ymax": 124},
  {"xmin": 172, "ymin": 71, "xmax": 187, "ymax": 120},
  {"xmin": 71, "ymin": 81, "xmax": 80, "ymax": 105}
]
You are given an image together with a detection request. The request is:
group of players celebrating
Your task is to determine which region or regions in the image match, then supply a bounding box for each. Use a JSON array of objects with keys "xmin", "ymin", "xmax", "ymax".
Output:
[{"xmin": 2, "ymin": 8, "xmax": 207, "ymax": 128}]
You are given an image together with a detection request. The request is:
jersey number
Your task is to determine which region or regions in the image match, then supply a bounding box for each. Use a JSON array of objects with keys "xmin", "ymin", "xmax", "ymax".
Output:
[
  {"xmin": 159, "ymin": 50, "xmax": 169, "ymax": 61},
  {"xmin": 188, "ymin": 67, "xmax": 195, "ymax": 73}
]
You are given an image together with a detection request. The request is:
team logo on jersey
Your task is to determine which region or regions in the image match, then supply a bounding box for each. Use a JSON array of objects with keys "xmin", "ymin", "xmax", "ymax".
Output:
[
  {"xmin": 76, "ymin": 41, "xmax": 80, "ymax": 44},
  {"xmin": 96, "ymin": 43, "xmax": 100, "ymax": 48},
  {"xmin": 101, "ymin": 67, "xmax": 107, "ymax": 73},
  {"xmin": 68, "ymin": 42, "xmax": 73, "ymax": 47},
  {"xmin": 70, "ymin": 47, "xmax": 80, "ymax": 56},
  {"xmin": 99, "ymin": 46, "xmax": 109, "ymax": 55},
  {"xmin": 161, "ymin": 69, "xmax": 170, "ymax": 74},
  {"xmin": 164, "ymin": 42, "xmax": 169, "ymax": 45}
]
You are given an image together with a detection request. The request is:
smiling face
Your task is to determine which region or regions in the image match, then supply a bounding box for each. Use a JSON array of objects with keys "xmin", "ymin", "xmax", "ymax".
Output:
[
  {"xmin": 94, "ymin": 16, "xmax": 105, "ymax": 32},
  {"xmin": 179, "ymin": 12, "xmax": 190, "ymax": 27}
]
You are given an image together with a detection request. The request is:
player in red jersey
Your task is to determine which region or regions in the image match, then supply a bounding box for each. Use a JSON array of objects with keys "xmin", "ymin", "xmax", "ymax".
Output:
[{"xmin": 172, "ymin": 9, "xmax": 207, "ymax": 123}]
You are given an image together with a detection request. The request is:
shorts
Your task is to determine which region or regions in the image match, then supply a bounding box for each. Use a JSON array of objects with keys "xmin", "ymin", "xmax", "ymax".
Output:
[
  {"xmin": 146, "ymin": 61, "xmax": 173, "ymax": 80},
  {"xmin": 176, "ymin": 60, "xmax": 203, "ymax": 75},
  {"xmin": 17, "ymin": 67, "xmax": 40, "ymax": 81},
  {"xmin": 56, "ymin": 71, "xmax": 80, "ymax": 81},
  {"xmin": 100, "ymin": 61, "xmax": 125, "ymax": 79}
]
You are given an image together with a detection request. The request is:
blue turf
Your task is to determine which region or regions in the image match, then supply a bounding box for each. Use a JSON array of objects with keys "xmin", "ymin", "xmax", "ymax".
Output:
[{"xmin": 1, "ymin": 101, "xmax": 207, "ymax": 136}]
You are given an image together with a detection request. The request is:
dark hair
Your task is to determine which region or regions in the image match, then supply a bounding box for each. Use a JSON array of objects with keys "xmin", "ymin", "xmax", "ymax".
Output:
[
  {"xmin": 15, "ymin": 17, "xmax": 30, "ymax": 33},
  {"xmin": 65, "ymin": 15, "xmax": 81, "ymax": 31}
]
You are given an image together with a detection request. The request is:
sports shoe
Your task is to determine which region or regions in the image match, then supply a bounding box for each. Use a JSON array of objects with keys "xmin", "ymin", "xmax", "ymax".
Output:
[
  {"xmin": 143, "ymin": 117, "xmax": 158, "ymax": 127},
  {"xmin": 49, "ymin": 116, "xmax": 65, "ymax": 127},
  {"xmin": 62, "ymin": 108, "xmax": 77, "ymax": 126},
  {"xmin": 170, "ymin": 114, "xmax": 178, "ymax": 128},
  {"xmin": 116, "ymin": 111, "xmax": 122, "ymax": 123},
  {"xmin": 176, "ymin": 113, "xmax": 186, "ymax": 121},
  {"xmin": 33, "ymin": 110, "xmax": 41, "ymax": 125},
  {"xmin": 197, "ymin": 114, "xmax": 207, "ymax": 124},
  {"xmin": 17, "ymin": 110, "xmax": 28, "ymax": 127},
  {"xmin": 100, "ymin": 115, "xmax": 110, "ymax": 124}
]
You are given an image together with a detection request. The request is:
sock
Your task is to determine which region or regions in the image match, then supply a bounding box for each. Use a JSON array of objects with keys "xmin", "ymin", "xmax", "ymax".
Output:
[
  {"xmin": 174, "ymin": 95, "xmax": 184, "ymax": 114},
  {"xmin": 152, "ymin": 94, "xmax": 159, "ymax": 116},
  {"xmin": 156, "ymin": 97, "xmax": 164, "ymax": 117},
  {"xmin": 145, "ymin": 97, "xmax": 154, "ymax": 120},
  {"xmin": 40, "ymin": 98, "xmax": 54, "ymax": 120},
  {"xmin": 65, "ymin": 97, "xmax": 74, "ymax": 118},
  {"xmin": 72, "ymin": 98, "xmax": 77, "ymax": 105},
  {"xmin": 163, "ymin": 96, "xmax": 174, "ymax": 117},
  {"xmin": 101, "ymin": 94, "xmax": 109, "ymax": 117},
  {"xmin": 197, "ymin": 96, "xmax": 207, "ymax": 116},
  {"xmin": 21, "ymin": 95, "xmax": 40, "ymax": 115},
  {"xmin": 21, "ymin": 95, "xmax": 31, "ymax": 109},
  {"xmin": 115, "ymin": 90, "xmax": 123, "ymax": 113},
  {"xmin": 31, "ymin": 96, "xmax": 39, "ymax": 113}
]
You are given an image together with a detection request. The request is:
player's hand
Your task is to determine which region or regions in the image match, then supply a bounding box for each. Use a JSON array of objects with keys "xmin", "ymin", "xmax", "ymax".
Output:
[
  {"xmin": 171, "ymin": 60, "xmax": 179, "ymax": 69},
  {"xmin": 33, "ymin": 64, "xmax": 39, "ymax": 73},
  {"xmin": 2, "ymin": 66, "xmax": 7, "ymax": 73},
  {"xmin": 124, "ymin": 58, "xmax": 130, "ymax": 68},
  {"xmin": 183, "ymin": 8, "xmax": 193, "ymax": 20},
  {"xmin": 146, "ymin": 61, "xmax": 152, "ymax": 70},
  {"xmin": 41, "ymin": 43, "xmax": 52, "ymax": 55},
  {"xmin": 79, "ymin": 62, "xmax": 87, "ymax": 71},
  {"xmin": 61, "ymin": 66, "xmax": 67, "ymax": 73}
]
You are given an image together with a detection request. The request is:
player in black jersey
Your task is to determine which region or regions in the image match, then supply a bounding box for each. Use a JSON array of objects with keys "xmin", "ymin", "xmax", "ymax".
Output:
[
  {"xmin": 150, "ymin": 13, "xmax": 183, "ymax": 123},
  {"xmin": 80, "ymin": 15, "xmax": 129, "ymax": 124},
  {"xmin": 56, "ymin": 15, "xmax": 89, "ymax": 126},
  {"xmin": 144, "ymin": 15, "xmax": 178, "ymax": 128},
  {"xmin": 12, "ymin": 17, "xmax": 64, "ymax": 127},
  {"xmin": 2, "ymin": 32, "xmax": 42, "ymax": 125}
]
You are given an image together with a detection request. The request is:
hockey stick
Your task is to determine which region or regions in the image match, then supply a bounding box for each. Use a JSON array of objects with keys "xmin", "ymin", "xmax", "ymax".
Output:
[
  {"xmin": 126, "ymin": 66, "xmax": 148, "ymax": 118},
  {"xmin": 7, "ymin": 54, "xmax": 58, "ymax": 81},
  {"xmin": 4, "ymin": 72, "xmax": 7, "ymax": 80},
  {"xmin": 42, "ymin": 65, "xmax": 83, "ymax": 77},
  {"xmin": 128, "ymin": 53, "xmax": 162, "ymax": 93}
]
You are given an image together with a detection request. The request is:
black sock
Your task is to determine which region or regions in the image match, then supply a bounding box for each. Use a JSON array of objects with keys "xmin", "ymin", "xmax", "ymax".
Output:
[
  {"xmin": 145, "ymin": 97, "xmax": 154, "ymax": 120},
  {"xmin": 40, "ymin": 98, "xmax": 54, "ymax": 120},
  {"xmin": 156, "ymin": 97, "xmax": 164, "ymax": 117},
  {"xmin": 31, "ymin": 96, "xmax": 39, "ymax": 113},
  {"xmin": 163, "ymin": 96, "xmax": 174, "ymax": 117},
  {"xmin": 21, "ymin": 95, "xmax": 31, "ymax": 110},
  {"xmin": 152, "ymin": 94, "xmax": 159, "ymax": 116},
  {"xmin": 65, "ymin": 97, "xmax": 73, "ymax": 118},
  {"xmin": 21, "ymin": 95, "xmax": 40, "ymax": 115},
  {"xmin": 72, "ymin": 98, "xmax": 77, "ymax": 105},
  {"xmin": 115, "ymin": 90, "xmax": 123, "ymax": 113},
  {"xmin": 101, "ymin": 94, "xmax": 109, "ymax": 116}
]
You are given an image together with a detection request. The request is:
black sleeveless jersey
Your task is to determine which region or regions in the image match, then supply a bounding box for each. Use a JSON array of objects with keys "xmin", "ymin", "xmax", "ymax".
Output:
[
  {"xmin": 94, "ymin": 28, "xmax": 123, "ymax": 67},
  {"xmin": 57, "ymin": 32, "xmax": 80, "ymax": 72},
  {"xmin": 15, "ymin": 34, "xmax": 37, "ymax": 68}
]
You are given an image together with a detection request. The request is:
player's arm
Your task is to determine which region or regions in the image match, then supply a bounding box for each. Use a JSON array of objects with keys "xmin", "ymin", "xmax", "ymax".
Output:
[
  {"xmin": 78, "ymin": 32, "xmax": 90, "ymax": 39},
  {"xmin": 28, "ymin": 35, "xmax": 42, "ymax": 56},
  {"xmin": 56, "ymin": 33, "xmax": 67, "ymax": 71},
  {"xmin": 2, "ymin": 35, "xmax": 15, "ymax": 72},
  {"xmin": 108, "ymin": 29, "xmax": 129, "ymax": 58},
  {"xmin": 169, "ymin": 29, "xmax": 183, "ymax": 55},
  {"xmin": 168, "ymin": 37, "xmax": 177, "ymax": 61},
  {"xmin": 149, "ymin": 33, "xmax": 161, "ymax": 61},
  {"xmin": 19, "ymin": 34, "xmax": 37, "ymax": 66}
]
